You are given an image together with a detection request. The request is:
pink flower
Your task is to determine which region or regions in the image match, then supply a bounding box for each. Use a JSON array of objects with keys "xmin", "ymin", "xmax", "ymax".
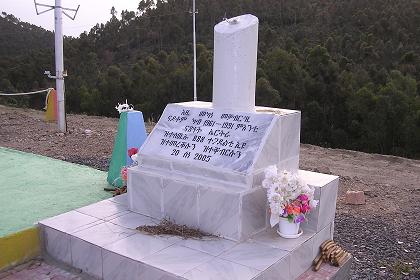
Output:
[
  {"xmin": 301, "ymin": 204, "xmax": 310, "ymax": 214},
  {"xmin": 121, "ymin": 167, "xmax": 128, "ymax": 181},
  {"xmin": 128, "ymin": 147, "xmax": 138, "ymax": 157},
  {"xmin": 298, "ymin": 194, "xmax": 309, "ymax": 201}
]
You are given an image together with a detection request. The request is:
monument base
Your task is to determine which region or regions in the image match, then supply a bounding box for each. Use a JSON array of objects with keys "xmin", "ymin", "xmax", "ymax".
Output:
[
  {"xmin": 39, "ymin": 195, "xmax": 349, "ymax": 280},
  {"xmin": 38, "ymin": 171, "xmax": 346, "ymax": 280},
  {"xmin": 128, "ymin": 168, "xmax": 338, "ymax": 241}
]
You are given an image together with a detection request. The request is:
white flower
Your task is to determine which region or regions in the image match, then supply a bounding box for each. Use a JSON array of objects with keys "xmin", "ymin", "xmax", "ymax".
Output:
[
  {"xmin": 270, "ymin": 193, "xmax": 280, "ymax": 202},
  {"xmin": 302, "ymin": 185, "xmax": 311, "ymax": 194},
  {"xmin": 130, "ymin": 154, "xmax": 138, "ymax": 163},
  {"xmin": 310, "ymin": 200, "xmax": 319, "ymax": 208},
  {"xmin": 264, "ymin": 166, "xmax": 318, "ymax": 227}
]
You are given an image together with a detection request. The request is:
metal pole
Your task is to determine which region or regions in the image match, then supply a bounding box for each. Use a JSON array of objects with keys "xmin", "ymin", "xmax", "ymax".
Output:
[
  {"xmin": 55, "ymin": 0, "xmax": 66, "ymax": 132},
  {"xmin": 192, "ymin": 0, "xmax": 197, "ymax": 101}
]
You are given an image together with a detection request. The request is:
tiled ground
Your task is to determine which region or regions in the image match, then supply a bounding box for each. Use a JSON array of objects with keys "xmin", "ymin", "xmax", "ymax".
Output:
[
  {"xmin": 0, "ymin": 257, "xmax": 351, "ymax": 280},
  {"xmin": 38, "ymin": 194, "xmax": 347, "ymax": 280},
  {"xmin": 0, "ymin": 258, "xmax": 83, "ymax": 280}
]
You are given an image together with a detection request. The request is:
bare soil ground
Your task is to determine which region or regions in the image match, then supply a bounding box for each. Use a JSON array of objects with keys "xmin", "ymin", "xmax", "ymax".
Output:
[{"xmin": 1, "ymin": 105, "xmax": 419, "ymax": 279}]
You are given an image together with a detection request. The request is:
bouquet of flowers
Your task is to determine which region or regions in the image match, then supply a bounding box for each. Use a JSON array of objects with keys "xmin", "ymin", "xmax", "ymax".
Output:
[
  {"xmin": 262, "ymin": 165, "xmax": 318, "ymax": 227},
  {"xmin": 114, "ymin": 147, "xmax": 139, "ymax": 196}
]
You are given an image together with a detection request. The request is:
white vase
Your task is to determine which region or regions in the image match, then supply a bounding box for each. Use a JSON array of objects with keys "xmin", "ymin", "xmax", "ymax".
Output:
[{"xmin": 278, "ymin": 217, "xmax": 300, "ymax": 235}]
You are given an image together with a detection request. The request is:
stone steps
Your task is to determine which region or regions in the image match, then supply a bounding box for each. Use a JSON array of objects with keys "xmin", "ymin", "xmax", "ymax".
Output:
[{"xmin": 39, "ymin": 170, "xmax": 349, "ymax": 280}]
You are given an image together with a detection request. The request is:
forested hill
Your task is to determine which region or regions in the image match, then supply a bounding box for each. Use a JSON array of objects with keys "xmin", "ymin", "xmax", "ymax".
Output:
[
  {"xmin": 0, "ymin": 12, "xmax": 53, "ymax": 91},
  {"xmin": 0, "ymin": 0, "xmax": 419, "ymax": 158}
]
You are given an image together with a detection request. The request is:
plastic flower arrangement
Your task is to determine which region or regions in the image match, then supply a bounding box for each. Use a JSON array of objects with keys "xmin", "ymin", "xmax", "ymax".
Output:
[
  {"xmin": 120, "ymin": 147, "xmax": 139, "ymax": 183},
  {"xmin": 262, "ymin": 165, "xmax": 319, "ymax": 227},
  {"xmin": 114, "ymin": 147, "xmax": 139, "ymax": 196},
  {"xmin": 128, "ymin": 147, "xmax": 138, "ymax": 160}
]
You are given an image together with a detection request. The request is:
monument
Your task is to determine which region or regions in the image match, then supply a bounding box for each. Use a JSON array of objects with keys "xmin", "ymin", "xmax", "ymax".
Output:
[
  {"xmin": 39, "ymin": 14, "xmax": 349, "ymax": 280},
  {"xmin": 128, "ymin": 14, "xmax": 301, "ymax": 241}
]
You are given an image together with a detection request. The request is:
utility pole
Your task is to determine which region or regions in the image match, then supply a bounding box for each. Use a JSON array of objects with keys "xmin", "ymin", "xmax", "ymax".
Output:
[
  {"xmin": 191, "ymin": 0, "xmax": 198, "ymax": 101},
  {"xmin": 34, "ymin": 0, "xmax": 79, "ymax": 132},
  {"xmin": 54, "ymin": 0, "xmax": 65, "ymax": 132}
]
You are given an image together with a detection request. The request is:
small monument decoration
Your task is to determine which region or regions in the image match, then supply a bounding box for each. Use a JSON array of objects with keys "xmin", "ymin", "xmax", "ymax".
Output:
[
  {"xmin": 107, "ymin": 101, "xmax": 147, "ymax": 188},
  {"xmin": 263, "ymin": 166, "xmax": 319, "ymax": 238}
]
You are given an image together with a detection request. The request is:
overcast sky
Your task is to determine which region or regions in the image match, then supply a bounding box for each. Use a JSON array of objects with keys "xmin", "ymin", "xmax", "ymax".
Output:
[{"xmin": 1, "ymin": 0, "xmax": 139, "ymax": 37}]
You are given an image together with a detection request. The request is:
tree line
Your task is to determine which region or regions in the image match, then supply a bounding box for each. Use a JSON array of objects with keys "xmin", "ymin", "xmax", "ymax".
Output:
[{"xmin": 0, "ymin": 0, "xmax": 419, "ymax": 158}]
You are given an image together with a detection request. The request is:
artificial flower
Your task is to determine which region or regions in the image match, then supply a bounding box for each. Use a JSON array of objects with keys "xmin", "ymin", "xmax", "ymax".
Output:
[
  {"xmin": 298, "ymin": 194, "xmax": 308, "ymax": 201},
  {"xmin": 310, "ymin": 199, "xmax": 319, "ymax": 208},
  {"xmin": 301, "ymin": 203, "xmax": 310, "ymax": 214},
  {"xmin": 263, "ymin": 166, "xmax": 319, "ymax": 227},
  {"xmin": 294, "ymin": 214, "xmax": 305, "ymax": 223},
  {"xmin": 121, "ymin": 167, "xmax": 128, "ymax": 181},
  {"xmin": 131, "ymin": 153, "xmax": 138, "ymax": 163},
  {"xmin": 128, "ymin": 147, "xmax": 138, "ymax": 157}
]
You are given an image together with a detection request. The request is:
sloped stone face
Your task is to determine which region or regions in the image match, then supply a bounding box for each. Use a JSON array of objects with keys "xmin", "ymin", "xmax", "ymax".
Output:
[
  {"xmin": 138, "ymin": 102, "xmax": 278, "ymax": 175},
  {"xmin": 136, "ymin": 102, "xmax": 301, "ymax": 189}
]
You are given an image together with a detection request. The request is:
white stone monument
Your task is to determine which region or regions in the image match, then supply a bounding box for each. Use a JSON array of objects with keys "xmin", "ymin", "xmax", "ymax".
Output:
[
  {"xmin": 128, "ymin": 14, "xmax": 301, "ymax": 241},
  {"xmin": 39, "ymin": 14, "xmax": 347, "ymax": 280}
]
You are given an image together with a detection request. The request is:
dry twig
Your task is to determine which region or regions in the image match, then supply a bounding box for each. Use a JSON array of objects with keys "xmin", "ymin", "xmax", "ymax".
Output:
[{"xmin": 136, "ymin": 219, "xmax": 217, "ymax": 239}]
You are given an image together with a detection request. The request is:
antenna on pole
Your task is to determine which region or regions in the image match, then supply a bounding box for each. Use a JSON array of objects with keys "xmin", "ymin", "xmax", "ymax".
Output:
[
  {"xmin": 190, "ymin": 0, "xmax": 198, "ymax": 101},
  {"xmin": 34, "ymin": 0, "xmax": 80, "ymax": 133}
]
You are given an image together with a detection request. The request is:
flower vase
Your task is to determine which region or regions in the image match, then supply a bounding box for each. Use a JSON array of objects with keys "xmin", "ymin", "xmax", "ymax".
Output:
[{"xmin": 277, "ymin": 217, "xmax": 302, "ymax": 238}]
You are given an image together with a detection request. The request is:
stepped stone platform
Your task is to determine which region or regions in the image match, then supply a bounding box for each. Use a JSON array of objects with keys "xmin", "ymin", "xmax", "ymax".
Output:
[{"xmin": 39, "ymin": 170, "xmax": 350, "ymax": 280}]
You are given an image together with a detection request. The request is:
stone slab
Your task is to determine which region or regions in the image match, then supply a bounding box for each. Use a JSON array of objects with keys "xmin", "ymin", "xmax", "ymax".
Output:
[
  {"xmin": 129, "ymin": 168, "xmax": 339, "ymax": 241},
  {"xmin": 129, "ymin": 166, "xmax": 267, "ymax": 241},
  {"xmin": 134, "ymin": 102, "xmax": 301, "ymax": 192},
  {"xmin": 139, "ymin": 103, "xmax": 276, "ymax": 173},
  {"xmin": 39, "ymin": 194, "xmax": 346, "ymax": 280}
]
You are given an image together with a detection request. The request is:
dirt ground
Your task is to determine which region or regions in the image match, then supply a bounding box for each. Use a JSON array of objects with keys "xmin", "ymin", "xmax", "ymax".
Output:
[{"xmin": 0, "ymin": 105, "xmax": 419, "ymax": 279}]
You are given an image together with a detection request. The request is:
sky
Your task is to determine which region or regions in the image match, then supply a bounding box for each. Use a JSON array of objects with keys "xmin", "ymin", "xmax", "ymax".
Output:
[{"xmin": 1, "ymin": 0, "xmax": 139, "ymax": 37}]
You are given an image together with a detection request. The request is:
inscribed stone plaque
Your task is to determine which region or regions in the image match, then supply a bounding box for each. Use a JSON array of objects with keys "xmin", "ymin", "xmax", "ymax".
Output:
[{"xmin": 140, "ymin": 104, "xmax": 274, "ymax": 172}]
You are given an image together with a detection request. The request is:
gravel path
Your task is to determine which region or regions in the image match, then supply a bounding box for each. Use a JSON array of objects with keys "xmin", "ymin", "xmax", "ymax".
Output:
[{"xmin": 0, "ymin": 105, "xmax": 419, "ymax": 279}]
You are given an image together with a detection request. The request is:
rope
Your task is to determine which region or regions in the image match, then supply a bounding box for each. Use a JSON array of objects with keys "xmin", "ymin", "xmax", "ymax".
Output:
[
  {"xmin": 0, "ymin": 88, "xmax": 53, "ymax": 96},
  {"xmin": 43, "ymin": 89, "xmax": 54, "ymax": 110}
]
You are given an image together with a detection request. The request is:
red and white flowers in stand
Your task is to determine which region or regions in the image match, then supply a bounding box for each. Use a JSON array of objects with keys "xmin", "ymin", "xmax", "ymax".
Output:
[
  {"xmin": 114, "ymin": 147, "xmax": 139, "ymax": 196},
  {"xmin": 262, "ymin": 166, "xmax": 318, "ymax": 228}
]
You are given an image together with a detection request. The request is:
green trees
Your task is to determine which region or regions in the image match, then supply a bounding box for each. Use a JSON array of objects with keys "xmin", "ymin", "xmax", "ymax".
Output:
[
  {"xmin": 262, "ymin": 48, "xmax": 304, "ymax": 108},
  {"xmin": 0, "ymin": 0, "xmax": 419, "ymax": 158}
]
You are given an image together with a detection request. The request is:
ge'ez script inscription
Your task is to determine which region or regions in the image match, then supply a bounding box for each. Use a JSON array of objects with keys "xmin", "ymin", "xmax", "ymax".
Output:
[{"xmin": 140, "ymin": 104, "xmax": 274, "ymax": 172}]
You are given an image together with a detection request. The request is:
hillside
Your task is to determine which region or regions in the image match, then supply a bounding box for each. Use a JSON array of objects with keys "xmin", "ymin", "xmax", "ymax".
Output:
[
  {"xmin": 0, "ymin": 12, "xmax": 54, "ymax": 92},
  {"xmin": 0, "ymin": 104, "xmax": 419, "ymax": 279},
  {"xmin": 0, "ymin": 0, "xmax": 419, "ymax": 158}
]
